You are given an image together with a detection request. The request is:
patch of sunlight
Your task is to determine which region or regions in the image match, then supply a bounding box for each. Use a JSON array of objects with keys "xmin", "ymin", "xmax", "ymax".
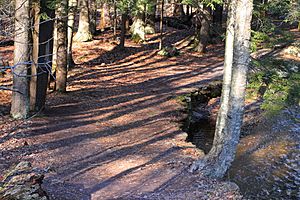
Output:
[
  {"xmin": 250, "ymin": 140, "xmax": 292, "ymax": 161},
  {"xmin": 235, "ymin": 134, "xmax": 264, "ymax": 157},
  {"xmin": 105, "ymin": 156, "xmax": 149, "ymax": 176}
]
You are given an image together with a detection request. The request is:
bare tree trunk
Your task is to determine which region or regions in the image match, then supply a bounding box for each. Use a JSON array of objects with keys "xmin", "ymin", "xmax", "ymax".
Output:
[
  {"xmin": 100, "ymin": 3, "xmax": 107, "ymax": 32},
  {"xmin": 67, "ymin": 0, "xmax": 77, "ymax": 68},
  {"xmin": 143, "ymin": 3, "xmax": 147, "ymax": 25},
  {"xmin": 186, "ymin": 5, "xmax": 190, "ymax": 16},
  {"xmin": 30, "ymin": 1, "xmax": 40, "ymax": 111},
  {"xmin": 119, "ymin": 13, "xmax": 127, "ymax": 49},
  {"xmin": 159, "ymin": 0, "xmax": 164, "ymax": 50},
  {"xmin": 89, "ymin": 0, "xmax": 97, "ymax": 34},
  {"xmin": 55, "ymin": 0, "xmax": 68, "ymax": 92},
  {"xmin": 210, "ymin": 0, "xmax": 236, "ymax": 158},
  {"xmin": 52, "ymin": 21, "xmax": 58, "ymax": 76},
  {"xmin": 190, "ymin": 0, "xmax": 253, "ymax": 178},
  {"xmin": 113, "ymin": 0, "xmax": 117, "ymax": 37},
  {"xmin": 194, "ymin": 6, "xmax": 211, "ymax": 53},
  {"xmin": 11, "ymin": 0, "xmax": 30, "ymax": 119},
  {"xmin": 30, "ymin": 0, "xmax": 55, "ymax": 112},
  {"xmin": 73, "ymin": 0, "xmax": 92, "ymax": 42}
]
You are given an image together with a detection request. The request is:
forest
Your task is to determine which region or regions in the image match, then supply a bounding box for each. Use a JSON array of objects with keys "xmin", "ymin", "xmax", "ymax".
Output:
[{"xmin": 0, "ymin": 0, "xmax": 299, "ymax": 199}]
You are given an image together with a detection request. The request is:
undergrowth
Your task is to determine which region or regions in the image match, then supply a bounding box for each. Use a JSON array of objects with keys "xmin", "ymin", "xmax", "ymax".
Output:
[
  {"xmin": 248, "ymin": 58, "xmax": 300, "ymax": 116},
  {"xmin": 251, "ymin": 29, "xmax": 294, "ymax": 52}
]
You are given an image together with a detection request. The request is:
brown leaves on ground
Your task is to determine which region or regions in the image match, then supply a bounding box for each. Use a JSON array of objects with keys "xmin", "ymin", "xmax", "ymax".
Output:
[{"xmin": 0, "ymin": 29, "xmax": 242, "ymax": 199}]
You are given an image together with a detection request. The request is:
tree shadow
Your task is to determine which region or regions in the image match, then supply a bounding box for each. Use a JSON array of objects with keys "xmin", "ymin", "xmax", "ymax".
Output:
[{"xmin": 1, "ymin": 28, "xmax": 227, "ymax": 199}]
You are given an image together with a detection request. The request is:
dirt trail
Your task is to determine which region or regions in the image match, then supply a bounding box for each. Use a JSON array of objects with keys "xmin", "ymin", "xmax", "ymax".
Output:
[{"xmin": 0, "ymin": 30, "xmax": 241, "ymax": 199}]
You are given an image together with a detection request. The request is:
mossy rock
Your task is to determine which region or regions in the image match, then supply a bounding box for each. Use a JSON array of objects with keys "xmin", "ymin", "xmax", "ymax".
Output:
[
  {"xmin": 145, "ymin": 25, "xmax": 155, "ymax": 34},
  {"xmin": 158, "ymin": 47, "xmax": 180, "ymax": 57}
]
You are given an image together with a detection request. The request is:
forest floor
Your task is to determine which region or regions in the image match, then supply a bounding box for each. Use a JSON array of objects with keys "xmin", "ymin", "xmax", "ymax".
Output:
[
  {"xmin": 0, "ymin": 28, "xmax": 244, "ymax": 199},
  {"xmin": 3, "ymin": 25, "xmax": 300, "ymax": 200}
]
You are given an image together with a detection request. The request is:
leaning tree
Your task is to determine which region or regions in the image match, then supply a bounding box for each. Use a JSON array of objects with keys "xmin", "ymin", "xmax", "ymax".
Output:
[{"xmin": 190, "ymin": 0, "xmax": 254, "ymax": 178}]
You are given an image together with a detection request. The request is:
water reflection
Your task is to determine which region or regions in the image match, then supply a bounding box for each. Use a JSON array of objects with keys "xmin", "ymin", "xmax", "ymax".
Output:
[{"xmin": 191, "ymin": 114, "xmax": 300, "ymax": 199}]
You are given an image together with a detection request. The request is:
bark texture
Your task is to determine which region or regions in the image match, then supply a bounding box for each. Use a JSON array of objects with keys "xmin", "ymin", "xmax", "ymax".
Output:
[
  {"xmin": 100, "ymin": 3, "xmax": 108, "ymax": 32},
  {"xmin": 55, "ymin": 0, "xmax": 68, "ymax": 92},
  {"xmin": 37, "ymin": 1, "xmax": 54, "ymax": 109},
  {"xmin": 73, "ymin": 0, "xmax": 92, "ymax": 42},
  {"xmin": 113, "ymin": 0, "xmax": 117, "ymax": 36},
  {"xmin": 89, "ymin": 0, "xmax": 97, "ymax": 34},
  {"xmin": 194, "ymin": 6, "xmax": 211, "ymax": 53},
  {"xmin": 118, "ymin": 13, "xmax": 127, "ymax": 49},
  {"xmin": 159, "ymin": 0, "xmax": 164, "ymax": 50},
  {"xmin": 11, "ymin": 0, "xmax": 30, "ymax": 119},
  {"xmin": 30, "ymin": 1, "xmax": 40, "ymax": 111},
  {"xmin": 67, "ymin": 0, "xmax": 77, "ymax": 68},
  {"xmin": 190, "ymin": 0, "xmax": 253, "ymax": 178}
]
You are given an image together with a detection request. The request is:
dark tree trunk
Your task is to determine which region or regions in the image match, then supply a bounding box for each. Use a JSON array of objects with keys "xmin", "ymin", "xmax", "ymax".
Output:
[
  {"xmin": 89, "ymin": 0, "xmax": 97, "ymax": 34},
  {"xmin": 30, "ymin": 0, "xmax": 55, "ymax": 112},
  {"xmin": 55, "ymin": 0, "xmax": 68, "ymax": 92},
  {"xmin": 159, "ymin": 0, "xmax": 164, "ymax": 50},
  {"xmin": 113, "ymin": 0, "xmax": 117, "ymax": 37},
  {"xmin": 194, "ymin": 6, "xmax": 211, "ymax": 53},
  {"xmin": 11, "ymin": 0, "xmax": 30, "ymax": 119},
  {"xmin": 119, "ymin": 13, "xmax": 127, "ymax": 49},
  {"xmin": 186, "ymin": 5, "xmax": 190, "ymax": 16}
]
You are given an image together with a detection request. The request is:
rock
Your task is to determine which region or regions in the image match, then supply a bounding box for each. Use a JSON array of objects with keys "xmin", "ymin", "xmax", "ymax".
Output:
[
  {"xmin": 0, "ymin": 161, "xmax": 49, "ymax": 200},
  {"xmin": 158, "ymin": 47, "xmax": 180, "ymax": 57}
]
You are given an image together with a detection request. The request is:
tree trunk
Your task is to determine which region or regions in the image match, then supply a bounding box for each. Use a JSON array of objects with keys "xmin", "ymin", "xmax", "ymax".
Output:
[
  {"xmin": 209, "ymin": 0, "xmax": 236, "ymax": 159},
  {"xmin": 119, "ymin": 13, "xmax": 127, "ymax": 49},
  {"xmin": 186, "ymin": 5, "xmax": 190, "ymax": 16},
  {"xmin": 189, "ymin": 0, "xmax": 253, "ymax": 178},
  {"xmin": 36, "ymin": 6, "xmax": 54, "ymax": 110},
  {"xmin": 194, "ymin": 6, "xmax": 211, "ymax": 53},
  {"xmin": 30, "ymin": 1, "xmax": 40, "ymax": 111},
  {"xmin": 89, "ymin": 0, "xmax": 97, "ymax": 34},
  {"xmin": 100, "ymin": 3, "xmax": 107, "ymax": 32},
  {"xmin": 67, "ymin": 0, "xmax": 77, "ymax": 68},
  {"xmin": 73, "ymin": 0, "xmax": 92, "ymax": 42},
  {"xmin": 52, "ymin": 20, "xmax": 58, "ymax": 77},
  {"xmin": 143, "ymin": 3, "xmax": 147, "ymax": 25},
  {"xmin": 11, "ymin": 0, "xmax": 30, "ymax": 119},
  {"xmin": 159, "ymin": 0, "xmax": 164, "ymax": 50},
  {"xmin": 113, "ymin": 0, "xmax": 117, "ymax": 37},
  {"xmin": 55, "ymin": 0, "xmax": 68, "ymax": 92}
]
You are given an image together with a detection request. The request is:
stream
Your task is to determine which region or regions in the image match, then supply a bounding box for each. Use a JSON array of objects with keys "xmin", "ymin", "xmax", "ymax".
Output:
[
  {"xmin": 189, "ymin": 107, "xmax": 300, "ymax": 199},
  {"xmin": 182, "ymin": 84, "xmax": 300, "ymax": 199}
]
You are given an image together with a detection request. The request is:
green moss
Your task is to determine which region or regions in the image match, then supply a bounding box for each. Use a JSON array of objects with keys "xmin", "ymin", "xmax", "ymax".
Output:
[
  {"xmin": 157, "ymin": 47, "xmax": 180, "ymax": 57},
  {"xmin": 250, "ymin": 29, "xmax": 294, "ymax": 53},
  {"xmin": 131, "ymin": 34, "xmax": 143, "ymax": 43}
]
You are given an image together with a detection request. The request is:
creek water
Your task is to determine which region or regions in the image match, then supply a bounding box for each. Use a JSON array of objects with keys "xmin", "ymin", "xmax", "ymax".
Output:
[{"xmin": 190, "ymin": 108, "xmax": 300, "ymax": 199}]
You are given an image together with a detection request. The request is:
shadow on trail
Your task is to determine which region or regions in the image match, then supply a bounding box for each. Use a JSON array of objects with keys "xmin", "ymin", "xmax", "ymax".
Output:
[{"xmin": 1, "ymin": 28, "xmax": 226, "ymax": 199}]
